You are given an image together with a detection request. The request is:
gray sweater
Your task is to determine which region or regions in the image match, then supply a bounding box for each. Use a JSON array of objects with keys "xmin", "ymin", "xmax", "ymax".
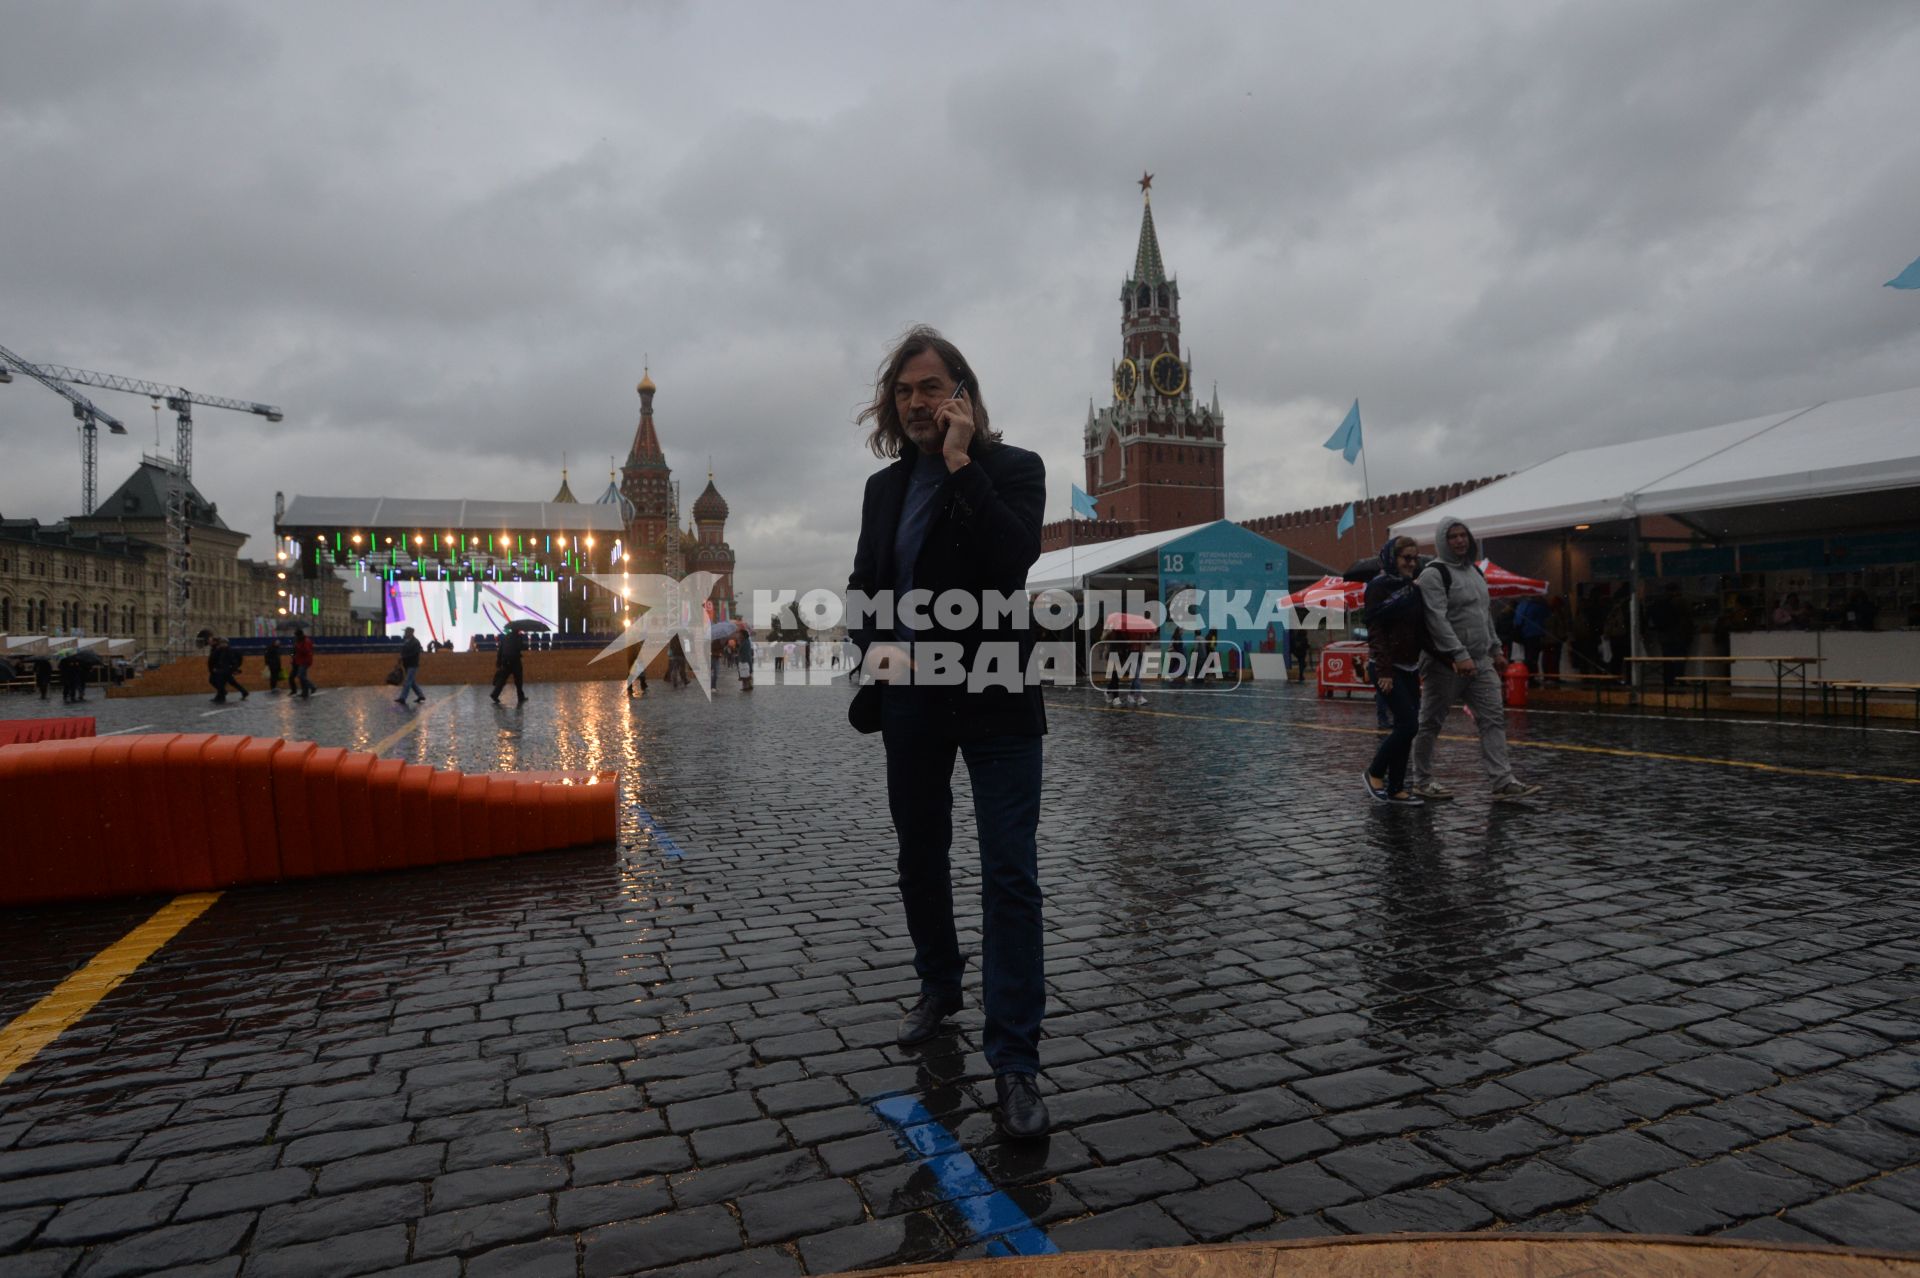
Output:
[{"xmin": 1417, "ymin": 517, "xmax": 1500, "ymax": 670}]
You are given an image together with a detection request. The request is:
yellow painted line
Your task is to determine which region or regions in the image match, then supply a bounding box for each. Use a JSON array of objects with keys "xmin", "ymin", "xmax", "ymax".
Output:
[
  {"xmin": 365, "ymin": 687, "xmax": 463, "ymax": 758},
  {"xmin": 0, "ymin": 893, "xmax": 221, "ymax": 1085},
  {"xmin": 1057, "ymin": 700, "xmax": 1920, "ymax": 786}
]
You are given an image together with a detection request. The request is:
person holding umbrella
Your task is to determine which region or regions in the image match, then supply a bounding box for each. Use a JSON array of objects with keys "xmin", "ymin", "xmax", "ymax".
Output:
[
  {"xmin": 491, "ymin": 624, "xmax": 527, "ymax": 703},
  {"xmin": 33, "ymin": 654, "xmax": 53, "ymax": 701},
  {"xmin": 708, "ymin": 618, "xmax": 741, "ymax": 692},
  {"xmin": 1101, "ymin": 613, "xmax": 1152, "ymax": 706}
]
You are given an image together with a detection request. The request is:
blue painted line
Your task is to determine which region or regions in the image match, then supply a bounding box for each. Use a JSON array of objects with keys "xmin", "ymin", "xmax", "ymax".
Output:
[
  {"xmin": 870, "ymin": 1095, "xmax": 1057, "ymax": 1256},
  {"xmin": 634, "ymin": 805, "xmax": 685, "ymax": 860}
]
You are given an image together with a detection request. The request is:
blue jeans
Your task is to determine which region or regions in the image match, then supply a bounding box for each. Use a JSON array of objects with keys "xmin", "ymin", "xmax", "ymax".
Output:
[
  {"xmin": 397, "ymin": 667, "xmax": 422, "ymax": 700},
  {"xmin": 1368, "ymin": 670, "xmax": 1421, "ymax": 792},
  {"xmin": 882, "ymin": 694, "xmax": 1045, "ymax": 1076}
]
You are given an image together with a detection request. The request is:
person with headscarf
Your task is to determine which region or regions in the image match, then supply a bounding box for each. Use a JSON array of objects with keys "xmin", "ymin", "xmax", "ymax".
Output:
[{"xmin": 1362, "ymin": 536, "xmax": 1428, "ymax": 804}]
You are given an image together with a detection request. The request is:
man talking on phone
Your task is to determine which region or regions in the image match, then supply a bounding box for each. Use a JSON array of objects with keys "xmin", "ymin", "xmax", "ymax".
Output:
[{"xmin": 846, "ymin": 325, "xmax": 1051, "ymax": 1138}]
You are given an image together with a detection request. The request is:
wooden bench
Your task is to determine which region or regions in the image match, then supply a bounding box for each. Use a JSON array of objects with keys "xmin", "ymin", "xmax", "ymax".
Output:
[
  {"xmin": 1664, "ymin": 674, "xmax": 1736, "ymax": 714},
  {"xmin": 1821, "ymin": 679, "xmax": 1920, "ymax": 725},
  {"xmin": 1541, "ymin": 671, "xmax": 1625, "ymax": 710}
]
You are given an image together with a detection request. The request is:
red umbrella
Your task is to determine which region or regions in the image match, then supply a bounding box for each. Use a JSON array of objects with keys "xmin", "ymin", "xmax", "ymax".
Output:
[
  {"xmin": 1278, "ymin": 576, "xmax": 1364, "ymax": 610},
  {"xmin": 1476, "ymin": 559, "xmax": 1549, "ymax": 600},
  {"xmin": 1103, "ymin": 612, "xmax": 1158, "ymax": 634}
]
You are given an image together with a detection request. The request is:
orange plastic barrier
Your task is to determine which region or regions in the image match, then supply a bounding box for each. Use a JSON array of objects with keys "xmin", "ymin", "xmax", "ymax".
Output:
[
  {"xmin": 0, "ymin": 717, "xmax": 95, "ymax": 746},
  {"xmin": 0, "ymin": 733, "xmax": 618, "ymax": 906}
]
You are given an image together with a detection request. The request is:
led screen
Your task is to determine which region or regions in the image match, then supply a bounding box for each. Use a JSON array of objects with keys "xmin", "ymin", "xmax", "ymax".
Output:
[{"xmin": 383, "ymin": 579, "xmax": 559, "ymax": 650}]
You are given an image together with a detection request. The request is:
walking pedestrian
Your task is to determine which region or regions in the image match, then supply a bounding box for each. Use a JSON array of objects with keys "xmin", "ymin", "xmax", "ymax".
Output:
[
  {"xmin": 290, "ymin": 628, "xmax": 315, "ymax": 699},
  {"xmin": 264, "ymin": 637, "xmax": 285, "ymax": 693},
  {"xmin": 207, "ymin": 636, "xmax": 248, "ymax": 703},
  {"xmin": 1407, "ymin": 518, "xmax": 1542, "ymax": 803},
  {"xmin": 490, "ymin": 627, "xmax": 526, "ymax": 703},
  {"xmin": 57, "ymin": 652, "xmax": 81, "ymax": 704},
  {"xmin": 395, "ymin": 626, "xmax": 426, "ymax": 704},
  {"xmin": 1362, "ymin": 537, "xmax": 1428, "ymax": 805},
  {"xmin": 33, "ymin": 655, "xmax": 52, "ymax": 701},
  {"xmin": 846, "ymin": 325, "xmax": 1050, "ymax": 1138},
  {"xmin": 664, "ymin": 635, "xmax": 689, "ymax": 689},
  {"xmin": 737, "ymin": 627, "xmax": 754, "ymax": 691},
  {"xmin": 1100, "ymin": 626, "xmax": 1144, "ymax": 707},
  {"xmin": 627, "ymin": 645, "xmax": 649, "ymax": 698}
]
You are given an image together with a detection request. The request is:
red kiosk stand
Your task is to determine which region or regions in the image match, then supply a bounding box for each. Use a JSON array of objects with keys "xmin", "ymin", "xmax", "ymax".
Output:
[{"xmin": 1318, "ymin": 640, "xmax": 1373, "ymax": 698}]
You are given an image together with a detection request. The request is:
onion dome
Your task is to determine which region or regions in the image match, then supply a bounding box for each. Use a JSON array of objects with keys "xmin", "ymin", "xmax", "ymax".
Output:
[{"xmin": 692, "ymin": 472, "xmax": 728, "ymax": 523}]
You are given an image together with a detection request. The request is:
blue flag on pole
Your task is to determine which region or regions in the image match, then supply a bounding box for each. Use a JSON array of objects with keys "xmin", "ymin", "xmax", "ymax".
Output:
[
  {"xmin": 1323, "ymin": 400, "xmax": 1362, "ymax": 463},
  {"xmin": 1888, "ymin": 255, "xmax": 1920, "ymax": 290},
  {"xmin": 1071, "ymin": 485, "xmax": 1098, "ymax": 518},
  {"xmin": 1336, "ymin": 503, "xmax": 1356, "ymax": 538}
]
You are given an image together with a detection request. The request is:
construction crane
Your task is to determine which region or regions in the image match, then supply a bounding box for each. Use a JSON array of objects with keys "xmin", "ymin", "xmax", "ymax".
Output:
[
  {"xmin": 5, "ymin": 354, "xmax": 286, "ymax": 663},
  {"xmin": 0, "ymin": 342, "xmax": 129, "ymax": 516},
  {"xmin": 29, "ymin": 362, "xmax": 283, "ymax": 480}
]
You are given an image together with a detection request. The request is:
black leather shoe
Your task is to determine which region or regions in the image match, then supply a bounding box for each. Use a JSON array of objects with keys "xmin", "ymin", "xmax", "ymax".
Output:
[
  {"xmin": 896, "ymin": 993, "xmax": 962, "ymax": 1046},
  {"xmin": 995, "ymin": 1072, "xmax": 1050, "ymax": 1139}
]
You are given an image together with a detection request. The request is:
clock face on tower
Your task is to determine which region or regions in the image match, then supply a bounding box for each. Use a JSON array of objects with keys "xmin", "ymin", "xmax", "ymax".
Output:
[
  {"xmin": 1113, "ymin": 358, "xmax": 1138, "ymax": 401},
  {"xmin": 1149, "ymin": 352, "xmax": 1188, "ymax": 397}
]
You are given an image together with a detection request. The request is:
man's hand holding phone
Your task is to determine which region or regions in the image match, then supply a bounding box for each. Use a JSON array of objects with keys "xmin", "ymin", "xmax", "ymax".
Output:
[{"xmin": 938, "ymin": 384, "xmax": 975, "ymax": 472}]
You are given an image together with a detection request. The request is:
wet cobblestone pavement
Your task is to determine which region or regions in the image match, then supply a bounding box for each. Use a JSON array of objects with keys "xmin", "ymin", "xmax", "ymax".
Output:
[{"xmin": 3, "ymin": 678, "xmax": 1920, "ymax": 1275}]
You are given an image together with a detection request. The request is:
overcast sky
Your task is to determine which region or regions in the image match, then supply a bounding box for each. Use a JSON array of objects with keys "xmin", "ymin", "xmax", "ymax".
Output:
[{"xmin": 5, "ymin": 0, "xmax": 1918, "ymax": 601}]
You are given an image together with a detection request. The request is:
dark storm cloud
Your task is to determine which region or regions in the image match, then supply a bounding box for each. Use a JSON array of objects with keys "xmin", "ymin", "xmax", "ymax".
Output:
[{"xmin": 3, "ymin": 1, "xmax": 1918, "ymax": 598}]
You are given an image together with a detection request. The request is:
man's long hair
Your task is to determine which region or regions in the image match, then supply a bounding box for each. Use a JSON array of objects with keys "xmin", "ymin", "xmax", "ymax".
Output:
[{"xmin": 858, "ymin": 324, "xmax": 1000, "ymax": 459}]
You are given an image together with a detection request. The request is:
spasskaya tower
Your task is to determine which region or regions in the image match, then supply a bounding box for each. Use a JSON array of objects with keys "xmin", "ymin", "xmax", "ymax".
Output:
[{"xmin": 1083, "ymin": 174, "xmax": 1225, "ymax": 531}]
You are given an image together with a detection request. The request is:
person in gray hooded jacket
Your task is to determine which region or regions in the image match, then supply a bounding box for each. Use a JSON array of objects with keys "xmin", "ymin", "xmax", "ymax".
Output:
[{"xmin": 1407, "ymin": 516, "xmax": 1542, "ymax": 802}]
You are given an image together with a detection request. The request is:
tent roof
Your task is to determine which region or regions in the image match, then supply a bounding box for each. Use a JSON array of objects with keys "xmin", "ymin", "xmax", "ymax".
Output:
[
  {"xmin": 1027, "ymin": 522, "xmax": 1214, "ymax": 591},
  {"xmin": 1392, "ymin": 384, "xmax": 1920, "ymax": 544},
  {"xmin": 1026, "ymin": 520, "xmax": 1218, "ymax": 591},
  {"xmin": 280, "ymin": 495, "xmax": 628, "ymax": 533}
]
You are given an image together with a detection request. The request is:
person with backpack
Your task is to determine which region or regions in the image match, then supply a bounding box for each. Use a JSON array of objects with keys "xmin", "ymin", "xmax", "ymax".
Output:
[
  {"xmin": 1407, "ymin": 517, "xmax": 1542, "ymax": 803},
  {"xmin": 1362, "ymin": 536, "xmax": 1428, "ymax": 804}
]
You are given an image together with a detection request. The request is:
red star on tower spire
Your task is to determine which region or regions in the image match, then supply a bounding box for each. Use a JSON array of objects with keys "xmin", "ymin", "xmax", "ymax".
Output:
[{"xmin": 1138, "ymin": 171, "xmax": 1154, "ymax": 198}]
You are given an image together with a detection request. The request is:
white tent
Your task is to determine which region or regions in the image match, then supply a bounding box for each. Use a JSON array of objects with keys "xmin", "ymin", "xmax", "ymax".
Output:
[
  {"xmin": 3, "ymin": 635, "xmax": 51, "ymax": 656},
  {"xmin": 1026, "ymin": 521, "xmax": 1215, "ymax": 592},
  {"xmin": 1392, "ymin": 384, "xmax": 1920, "ymax": 544}
]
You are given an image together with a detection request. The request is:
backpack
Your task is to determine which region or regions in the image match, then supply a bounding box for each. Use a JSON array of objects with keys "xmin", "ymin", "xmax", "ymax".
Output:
[{"xmin": 1426, "ymin": 560, "xmax": 1483, "ymax": 591}]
